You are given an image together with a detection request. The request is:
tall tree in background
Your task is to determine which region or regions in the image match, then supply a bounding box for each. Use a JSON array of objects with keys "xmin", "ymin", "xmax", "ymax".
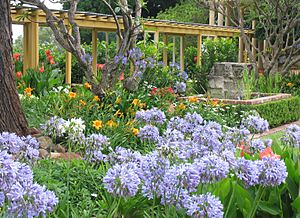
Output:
[
  {"xmin": 21, "ymin": 0, "xmax": 143, "ymax": 96},
  {"xmin": 0, "ymin": 0, "xmax": 30, "ymax": 135},
  {"xmin": 202, "ymin": 0, "xmax": 300, "ymax": 75}
]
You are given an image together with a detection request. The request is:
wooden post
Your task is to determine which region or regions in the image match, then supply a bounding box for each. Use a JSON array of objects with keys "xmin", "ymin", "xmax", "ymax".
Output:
[
  {"xmin": 258, "ymin": 40, "xmax": 263, "ymax": 69},
  {"xmin": 154, "ymin": 31, "xmax": 159, "ymax": 44},
  {"xmin": 92, "ymin": 29, "xmax": 98, "ymax": 74},
  {"xmin": 180, "ymin": 35, "xmax": 185, "ymax": 70},
  {"xmin": 197, "ymin": 34, "xmax": 202, "ymax": 66},
  {"xmin": 65, "ymin": 27, "xmax": 72, "ymax": 84},
  {"xmin": 27, "ymin": 11, "xmax": 39, "ymax": 70},
  {"xmin": 251, "ymin": 21, "xmax": 257, "ymax": 61},
  {"xmin": 238, "ymin": 36, "xmax": 244, "ymax": 63},
  {"xmin": 23, "ymin": 24, "xmax": 29, "ymax": 72},
  {"xmin": 163, "ymin": 34, "xmax": 168, "ymax": 65},
  {"xmin": 105, "ymin": 32, "xmax": 109, "ymax": 61},
  {"xmin": 172, "ymin": 36, "xmax": 176, "ymax": 63}
]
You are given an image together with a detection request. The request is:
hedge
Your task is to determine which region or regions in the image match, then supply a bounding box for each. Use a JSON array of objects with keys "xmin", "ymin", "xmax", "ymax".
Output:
[{"xmin": 236, "ymin": 96, "xmax": 300, "ymax": 128}]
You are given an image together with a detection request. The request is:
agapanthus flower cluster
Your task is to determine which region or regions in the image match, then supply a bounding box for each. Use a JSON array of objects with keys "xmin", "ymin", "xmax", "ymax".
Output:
[
  {"xmin": 0, "ymin": 132, "xmax": 39, "ymax": 163},
  {"xmin": 282, "ymin": 124, "xmax": 300, "ymax": 148},
  {"xmin": 84, "ymin": 134, "xmax": 109, "ymax": 162},
  {"xmin": 0, "ymin": 151, "xmax": 58, "ymax": 217},
  {"xmin": 137, "ymin": 125, "xmax": 160, "ymax": 142},
  {"xmin": 241, "ymin": 115, "xmax": 269, "ymax": 134},
  {"xmin": 174, "ymin": 81, "xmax": 186, "ymax": 94},
  {"xmin": 106, "ymin": 146, "xmax": 142, "ymax": 165},
  {"xmin": 135, "ymin": 108, "xmax": 166, "ymax": 124},
  {"xmin": 103, "ymin": 162, "xmax": 141, "ymax": 197},
  {"xmin": 183, "ymin": 193, "xmax": 224, "ymax": 218}
]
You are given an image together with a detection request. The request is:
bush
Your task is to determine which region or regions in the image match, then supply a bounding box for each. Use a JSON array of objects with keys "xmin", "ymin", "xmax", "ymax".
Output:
[{"xmin": 236, "ymin": 97, "xmax": 300, "ymax": 128}]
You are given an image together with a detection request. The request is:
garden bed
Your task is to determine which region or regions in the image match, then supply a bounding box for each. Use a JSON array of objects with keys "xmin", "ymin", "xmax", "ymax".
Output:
[{"xmin": 179, "ymin": 93, "xmax": 292, "ymax": 105}]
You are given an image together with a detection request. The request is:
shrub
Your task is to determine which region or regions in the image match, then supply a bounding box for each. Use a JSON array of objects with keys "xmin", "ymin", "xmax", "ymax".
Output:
[{"xmin": 236, "ymin": 97, "xmax": 300, "ymax": 128}]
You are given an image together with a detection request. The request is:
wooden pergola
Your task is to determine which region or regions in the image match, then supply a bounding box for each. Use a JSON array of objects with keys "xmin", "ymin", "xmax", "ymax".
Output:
[{"xmin": 11, "ymin": 6, "xmax": 255, "ymax": 84}]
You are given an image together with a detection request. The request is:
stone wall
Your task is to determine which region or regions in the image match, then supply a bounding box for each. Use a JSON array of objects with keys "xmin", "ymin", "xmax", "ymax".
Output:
[{"xmin": 208, "ymin": 62, "xmax": 254, "ymax": 99}]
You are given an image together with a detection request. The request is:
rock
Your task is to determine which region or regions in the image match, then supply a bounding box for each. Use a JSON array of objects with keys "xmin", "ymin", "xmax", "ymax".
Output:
[
  {"xmin": 49, "ymin": 144, "xmax": 66, "ymax": 153},
  {"xmin": 38, "ymin": 149, "xmax": 50, "ymax": 158},
  {"xmin": 37, "ymin": 136, "xmax": 54, "ymax": 150},
  {"xmin": 50, "ymin": 152, "xmax": 81, "ymax": 160}
]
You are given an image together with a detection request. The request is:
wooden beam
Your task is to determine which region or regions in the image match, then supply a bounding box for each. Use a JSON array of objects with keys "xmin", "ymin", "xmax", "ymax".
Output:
[
  {"xmin": 163, "ymin": 34, "xmax": 168, "ymax": 65},
  {"xmin": 27, "ymin": 12, "xmax": 39, "ymax": 70},
  {"xmin": 180, "ymin": 35, "xmax": 185, "ymax": 70},
  {"xmin": 92, "ymin": 29, "xmax": 98, "ymax": 74},
  {"xmin": 154, "ymin": 31, "xmax": 159, "ymax": 44},
  {"xmin": 172, "ymin": 36, "xmax": 176, "ymax": 63},
  {"xmin": 197, "ymin": 34, "xmax": 202, "ymax": 66},
  {"xmin": 65, "ymin": 28, "xmax": 72, "ymax": 84}
]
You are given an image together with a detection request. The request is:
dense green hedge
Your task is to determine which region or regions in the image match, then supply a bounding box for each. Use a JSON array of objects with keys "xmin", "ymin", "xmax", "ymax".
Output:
[{"xmin": 237, "ymin": 96, "xmax": 300, "ymax": 128}]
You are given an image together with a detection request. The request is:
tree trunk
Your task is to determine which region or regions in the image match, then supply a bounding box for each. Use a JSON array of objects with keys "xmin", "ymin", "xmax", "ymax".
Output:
[{"xmin": 0, "ymin": 0, "xmax": 30, "ymax": 135}]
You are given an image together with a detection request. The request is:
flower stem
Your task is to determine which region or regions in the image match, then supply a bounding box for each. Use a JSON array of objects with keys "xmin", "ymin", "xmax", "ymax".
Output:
[
  {"xmin": 248, "ymin": 186, "xmax": 265, "ymax": 218},
  {"xmin": 224, "ymin": 181, "xmax": 236, "ymax": 218}
]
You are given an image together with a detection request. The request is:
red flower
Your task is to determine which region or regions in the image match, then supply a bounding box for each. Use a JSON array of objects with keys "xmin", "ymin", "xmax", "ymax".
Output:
[
  {"xmin": 47, "ymin": 55, "xmax": 53, "ymax": 61},
  {"xmin": 119, "ymin": 72, "xmax": 124, "ymax": 81},
  {"xmin": 16, "ymin": 71, "xmax": 22, "ymax": 79},
  {"xmin": 167, "ymin": 87, "xmax": 174, "ymax": 93},
  {"xmin": 50, "ymin": 59, "xmax": 55, "ymax": 65},
  {"xmin": 45, "ymin": 50, "xmax": 51, "ymax": 56},
  {"xmin": 260, "ymin": 147, "xmax": 280, "ymax": 160},
  {"xmin": 151, "ymin": 87, "xmax": 158, "ymax": 95},
  {"xmin": 39, "ymin": 63, "xmax": 45, "ymax": 73},
  {"xmin": 13, "ymin": 53, "xmax": 21, "ymax": 62},
  {"xmin": 194, "ymin": 56, "xmax": 197, "ymax": 63},
  {"xmin": 237, "ymin": 141, "xmax": 250, "ymax": 157},
  {"xmin": 97, "ymin": 63, "xmax": 104, "ymax": 70}
]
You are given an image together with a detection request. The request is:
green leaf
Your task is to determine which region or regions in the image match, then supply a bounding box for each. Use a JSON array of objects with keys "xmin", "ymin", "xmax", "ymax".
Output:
[
  {"xmin": 114, "ymin": 7, "xmax": 121, "ymax": 13},
  {"xmin": 286, "ymin": 177, "xmax": 298, "ymax": 200},
  {"xmin": 292, "ymin": 197, "xmax": 300, "ymax": 212},
  {"xmin": 258, "ymin": 201, "xmax": 280, "ymax": 215}
]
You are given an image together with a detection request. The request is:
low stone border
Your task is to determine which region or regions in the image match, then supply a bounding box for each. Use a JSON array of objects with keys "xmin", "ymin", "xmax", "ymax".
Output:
[{"xmin": 179, "ymin": 93, "xmax": 292, "ymax": 105}]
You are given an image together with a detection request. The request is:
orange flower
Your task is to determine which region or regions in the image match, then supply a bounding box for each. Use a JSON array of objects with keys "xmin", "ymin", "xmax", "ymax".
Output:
[
  {"xmin": 24, "ymin": 87, "xmax": 33, "ymax": 97},
  {"xmin": 93, "ymin": 95, "xmax": 100, "ymax": 102},
  {"xmin": 69, "ymin": 92, "xmax": 76, "ymax": 98},
  {"xmin": 45, "ymin": 49, "xmax": 51, "ymax": 56},
  {"xmin": 178, "ymin": 103, "xmax": 186, "ymax": 110},
  {"xmin": 260, "ymin": 147, "xmax": 280, "ymax": 160},
  {"xmin": 188, "ymin": 96, "xmax": 198, "ymax": 103},
  {"xmin": 287, "ymin": 82, "xmax": 294, "ymax": 87},
  {"xmin": 126, "ymin": 120, "xmax": 135, "ymax": 126},
  {"xmin": 97, "ymin": 63, "xmax": 104, "ymax": 70},
  {"xmin": 131, "ymin": 127, "xmax": 139, "ymax": 136},
  {"xmin": 106, "ymin": 120, "xmax": 117, "ymax": 128},
  {"xmin": 119, "ymin": 72, "xmax": 124, "ymax": 81},
  {"xmin": 92, "ymin": 120, "xmax": 103, "ymax": 130},
  {"xmin": 211, "ymin": 99, "xmax": 219, "ymax": 107},
  {"xmin": 138, "ymin": 102, "xmax": 146, "ymax": 108},
  {"xmin": 84, "ymin": 82, "xmax": 92, "ymax": 89},
  {"xmin": 79, "ymin": 100, "xmax": 86, "ymax": 106}
]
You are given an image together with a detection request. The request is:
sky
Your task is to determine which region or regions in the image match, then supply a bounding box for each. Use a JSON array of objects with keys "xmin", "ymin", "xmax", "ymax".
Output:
[{"xmin": 12, "ymin": 0, "xmax": 62, "ymax": 41}]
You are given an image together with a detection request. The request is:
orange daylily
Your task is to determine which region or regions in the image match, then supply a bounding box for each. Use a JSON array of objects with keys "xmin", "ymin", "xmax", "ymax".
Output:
[
  {"xmin": 69, "ymin": 92, "xmax": 77, "ymax": 98},
  {"xmin": 92, "ymin": 120, "xmax": 103, "ymax": 130},
  {"xmin": 260, "ymin": 147, "xmax": 280, "ymax": 160},
  {"xmin": 84, "ymin": 82, "xmax": 92, "ymax": 89}
]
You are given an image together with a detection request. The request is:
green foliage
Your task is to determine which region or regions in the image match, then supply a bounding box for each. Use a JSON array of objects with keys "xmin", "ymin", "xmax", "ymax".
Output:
[
  {"xmin": 280, "ymin": 73, "xmax": 300, "ymax": 96},
  {"xmin": 237, "ymin": 97, "xmax": 300, "ymax": 128},
  {"xmin": 192, "ymin": 37, "xmax": 238, "ymax": 93},
  {"xmin": 256, "ymin": 73, "xmax": 282, "ymax": 94},
  {"xmin": 241, "ymin": 69, "xmax": 256, "ymax": 100},
  {"xmin": 156, "ymin": 0, "xmax": 208, "ymax": 23}
]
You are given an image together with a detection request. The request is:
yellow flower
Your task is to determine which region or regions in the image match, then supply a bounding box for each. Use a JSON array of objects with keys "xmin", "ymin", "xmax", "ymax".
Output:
[
  {"xmin": 93, "ymin": 95, "xmax": 100, "ymax": 102},
  {"xmin": 69, "ymin": 92, "xmax": 76, "ymax": 98},
  {"xmin": 79, "ymin": 100, "xmax": 86, "ymax": 106},
  {"xmin": 188, "ymin": 96, "xmax": 198, "ymax": 103},
  {"xmin": 132, "ymin": 98, "xmax": 139, "ymax": 106},
  {"xmin": 115, "ymin": 97, "xmax": 122, "ymax": 104},
  {"xmin": 287, "ymin": 82, "xmax": 294, "ymax": 87},
  {"xmin": 138, "ymin": 102, "xmax": 146, "ymax": 108},
  {"xmin": 106, "ymin": 120, "xmax": 118, "ymax": 128},
  {"xmin": 131, "ymin": 127, "xmax": 139, "ymax": 136},
  {"xmin": 84, "ymin": 82, "xmax": 92, "ymax": 89},
  {"xmin": 92, "ymin": 120, "xmax": 103, "ymax": 130},
  {"xmin": 177, "ymin": 103, "xmax": 186, "ymax": 110},
  {"xmin": 126, "ymin": 120, "xmax": 135, "ymax": 126},
  {"xmin": 114, "ymin": 109, "xmax": 123, "ymax": 118}
]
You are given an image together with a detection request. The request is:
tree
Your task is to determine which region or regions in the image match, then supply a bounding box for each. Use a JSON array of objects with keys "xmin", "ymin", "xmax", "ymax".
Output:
[
  {"xmin": 0, "ymin": 0, "xmax": 30, "ymax": 135},
  {"xmin": 201, "ymin": 0, "xmax": 300, "ymax": 75},
  {"xmin": 20, "ymin": 0, "xmax": 143, "ymax": 96}
]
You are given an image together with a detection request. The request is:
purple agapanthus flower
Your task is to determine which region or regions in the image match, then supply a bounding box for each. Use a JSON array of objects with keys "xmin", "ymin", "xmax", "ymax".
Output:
[
  {"xmin": 138, "ymin": 125, "xmax": 160, "ymax": 142},
  {"xmin": 241, "ymin": 115, "xmax": 269, "ymax": 134},
  {"xmin": 282, "ymin": 124, "xmax": 300, "ymax": 148},
  {"xmin": 135, "ymin": 108, "xmax": 166, "ymax": 124}
]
